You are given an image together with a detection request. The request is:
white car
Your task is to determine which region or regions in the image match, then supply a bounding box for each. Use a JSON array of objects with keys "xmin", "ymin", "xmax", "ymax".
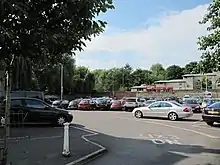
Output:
[{"xmin": 132, "ymin": 101, "xmax": 193, "ymax": 121}]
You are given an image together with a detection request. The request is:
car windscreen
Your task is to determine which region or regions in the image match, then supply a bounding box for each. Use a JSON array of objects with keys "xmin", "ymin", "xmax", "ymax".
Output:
[
  {"xmin": 171, "ymin": 101, "xmax": 183, "ymax": 107},
  {"xmin": 184, "ymin": 99, "xmax": 198, "ymax": 104},
  {"xmin": 209, "ymin": 102, "xmax": 220, "ymax": 109},
  {"xmin": 113, "ymin": 101, "xmax": 121, "ymax": 104}
]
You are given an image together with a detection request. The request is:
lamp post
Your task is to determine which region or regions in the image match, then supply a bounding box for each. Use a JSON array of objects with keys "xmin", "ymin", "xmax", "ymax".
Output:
[{"xmin": 60, "ymin": 64, "xmax": 63, "ymax": 101}]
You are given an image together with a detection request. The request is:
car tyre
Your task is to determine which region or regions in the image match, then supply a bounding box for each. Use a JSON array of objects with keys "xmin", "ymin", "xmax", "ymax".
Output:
[
  {"xmin": 206, "ymin": 121, "xmax": 214, "ymax": 126},
  {"xmin": 134, "ymin": 110, "xmax": 143, "ymax": 118},
  {"xmin": 56, "ymin": 115, "xmax": 67, "ymax": 126},
  {"xmin": 168, "ymin": 112, "xmax": 178, "ymax": 121}
]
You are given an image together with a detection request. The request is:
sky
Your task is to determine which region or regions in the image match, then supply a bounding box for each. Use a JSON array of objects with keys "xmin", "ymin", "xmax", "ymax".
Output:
[{"xmin": 75, "ymin": 0, "xmax": 212, "ymax": 70}]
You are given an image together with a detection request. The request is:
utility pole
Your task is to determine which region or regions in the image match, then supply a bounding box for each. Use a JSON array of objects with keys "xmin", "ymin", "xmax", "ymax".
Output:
[
  {"xmin": 205, "ymin": 74, "xmax": 208, "ymax": 91},
  {"xmin": 1, "ymin": 56, "xmax": 14, "ymax": 165},
  {"xmin": 60, "ymin": 64, "xmax": 63, "ymax": 101}
]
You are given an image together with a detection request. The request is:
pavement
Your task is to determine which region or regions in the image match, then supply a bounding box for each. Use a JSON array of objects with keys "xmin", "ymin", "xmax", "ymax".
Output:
[
  {"xmin": 72, "ymin": 111, "xmax": 220, "ymax": 165},
  {"xmin": 0, "ymin": 124, "xmax": 104, "ymax": 165}
]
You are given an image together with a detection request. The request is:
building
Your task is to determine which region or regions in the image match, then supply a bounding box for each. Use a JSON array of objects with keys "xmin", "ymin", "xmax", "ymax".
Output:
[
  {"xmin": 130, "ymin": 84, "xmax": 173, "ymax": 93},
  {"xmin": 154, "ymin": 79, "xmax": 187, "ymax": 90},
  {"xmin": 131, "ymin": 72, "xmax": 220, "ymax": 92},
  {"xmin": 154, "ymin": 72, "xmax": 220, "ymax": 91}
]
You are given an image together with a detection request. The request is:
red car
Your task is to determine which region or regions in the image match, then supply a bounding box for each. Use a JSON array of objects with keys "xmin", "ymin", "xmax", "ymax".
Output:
[
  {"xmin": 78, "ymin": 99, "xmax": 91, "ymax": 110},
  {"xmin": 110, "ymin": 100, "xmax": 122, "ymax": 110}
]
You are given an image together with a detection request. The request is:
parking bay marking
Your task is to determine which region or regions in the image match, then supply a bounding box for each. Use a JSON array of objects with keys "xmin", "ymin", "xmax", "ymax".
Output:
[
  {"xmin": 115, "ymin": 116, "xmax": 220, "ymax": 139},
  {"xmin": 139, "ymin": 133, "xmax": 181, "ymax": 145}
]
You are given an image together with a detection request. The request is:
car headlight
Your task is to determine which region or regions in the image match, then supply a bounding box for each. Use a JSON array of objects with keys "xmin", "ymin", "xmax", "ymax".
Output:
[{"xmin": 68, "ymin": 112, "xmax": 72, "ymax": 115}]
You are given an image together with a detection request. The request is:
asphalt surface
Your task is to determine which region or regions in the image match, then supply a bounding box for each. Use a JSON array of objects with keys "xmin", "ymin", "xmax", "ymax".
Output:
[
  {"xmin": 0, "ymin": 126, "xmax": 100, "ymax": 165},
  {"xmin": 72, "ymin": 110, "xmax": 220, "ymax": 165}
]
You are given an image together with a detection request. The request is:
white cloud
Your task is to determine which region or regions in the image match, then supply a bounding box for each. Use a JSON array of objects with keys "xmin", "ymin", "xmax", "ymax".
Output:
[{"xmin": 76, "ymin": 4, "xmax": 209, "ymax": 69}]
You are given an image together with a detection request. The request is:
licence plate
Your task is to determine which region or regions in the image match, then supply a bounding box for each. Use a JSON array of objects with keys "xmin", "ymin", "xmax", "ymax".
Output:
[{"xmin": 208, "ymin": 111, "xmax": 220, "ymax": 115}]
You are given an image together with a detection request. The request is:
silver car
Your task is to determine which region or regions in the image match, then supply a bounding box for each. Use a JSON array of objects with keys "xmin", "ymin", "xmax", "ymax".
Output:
[{"xmin": 132, "ymin": 101, "xmax": 193, "ymax": 121}]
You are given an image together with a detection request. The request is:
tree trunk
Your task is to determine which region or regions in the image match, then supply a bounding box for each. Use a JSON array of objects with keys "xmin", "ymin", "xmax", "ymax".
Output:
[{"xmin": 0, "ymin": 68, "xmax": 12, "ymax": 165}]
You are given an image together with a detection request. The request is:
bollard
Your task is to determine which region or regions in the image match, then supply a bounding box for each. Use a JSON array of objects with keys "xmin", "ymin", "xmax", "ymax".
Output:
[
  {"xmin": 62, "ymin": 123, "xmax": 70, "ymax": 157},
  {"xmin": 0, "ymin": 117, "xmax": 5, "ymax": 126}
]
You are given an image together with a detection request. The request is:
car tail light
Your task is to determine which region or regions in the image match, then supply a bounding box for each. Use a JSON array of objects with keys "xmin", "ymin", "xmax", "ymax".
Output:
[{"xmin": 183, "ymin": 108, "xmax": 189, "ymax": 112}]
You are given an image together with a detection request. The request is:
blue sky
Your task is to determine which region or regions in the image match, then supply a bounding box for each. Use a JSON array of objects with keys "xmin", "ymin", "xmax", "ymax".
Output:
[{"xmin": 76, "ymin": 0, "xmax": 212, "ymax": 70}]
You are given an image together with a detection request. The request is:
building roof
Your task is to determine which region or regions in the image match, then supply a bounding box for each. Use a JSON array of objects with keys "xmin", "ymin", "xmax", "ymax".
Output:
[
  {"xmin": 155, "ymin": 79, "xmax": 186, "ymax": 83},
  {"xmin": 131, "ymin": 86, "xmax": 146, "ymax": 89},
  {"xmin": 183, "ymin": 72, "xmax": 217, "ymax": 77}
]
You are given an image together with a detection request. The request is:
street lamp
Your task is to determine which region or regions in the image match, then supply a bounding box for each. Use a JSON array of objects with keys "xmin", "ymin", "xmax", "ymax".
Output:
[{"xmin": 60, "ymin": 64, "xmax": 63, "ymax": 101}]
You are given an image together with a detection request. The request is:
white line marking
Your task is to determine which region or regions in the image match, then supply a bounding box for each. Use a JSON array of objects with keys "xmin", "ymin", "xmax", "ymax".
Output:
[
  {"xmin": 0, "ymin": 136, "xmax": 29, "ymax": 141},
  {"xmin": 115, "ymin": 117, "xmax": 220, "ymax": 139},
  {"xmin": 30, "ymin": 135, "xmax": 62, "ymax": 141},
  {"xmin": 193, "ymin": 124, "xmax": 220, "ymax": 131},
  {"xmin": 66, "ymin": 126, "xmax": 106, "ymax": 165},
  {"xmin": 192, "ymin": 120, "xmax": 204, "ymax": 125}
]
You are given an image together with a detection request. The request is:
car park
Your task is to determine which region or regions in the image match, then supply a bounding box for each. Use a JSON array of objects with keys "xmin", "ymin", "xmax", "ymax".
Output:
[
  {"xmin": 202, "ymin": 102, "xmax": 220, "ymax": 126},
  {"xmin": 110, "ymin": 100, "xmax": 123, "ymax": 110},
  {"xmin": 132, "ymin": 101, "xmax": 193, "ymax": 121},
  {"xmin": 201, "ymin": 98, "xmax": 220, "ymax": 109},
  {"xmin": 78, "ymin": 99, "xmax": 93, "ymax": 110},
  {"xmin": 122, "ymin": 97, "xmax": 139, "ymax": 112},
  {"xmin": 68, "ymin": 99, "xmax": 81, "ymax": 110},
  {"xmin": 95, "ymin": 98, "xmax": 108, "ymax": 110},
  {"xmin": 144, "ymin": 100, "xmax": 156, "ymax": 106},
  {"xmin": 1, "ymin": 97, "xmax": 73, "ymax": 126},
  {"xmin": 183, "ymin": 98, "xmax": 201, "ymax": 112}
]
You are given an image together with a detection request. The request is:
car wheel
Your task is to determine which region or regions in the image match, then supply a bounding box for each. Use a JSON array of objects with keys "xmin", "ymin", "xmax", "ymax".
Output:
[
  {"xmin": 134, "ymin": 110, "xmax": 143, "ymax": 118},
  {"xmin": 57, "ymin": 116, "xmax": 67, "ymax": 126},
  {"xmin": 206, "ymin": 121, "xmax": 214, "ymax": 126},
  {"xmin": 168, "ymin": 112, "xmax": 178, "ymax": 121}
]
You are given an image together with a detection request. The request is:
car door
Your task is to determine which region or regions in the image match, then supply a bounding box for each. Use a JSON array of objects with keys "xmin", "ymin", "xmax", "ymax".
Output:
[
  {"xmin": 24, "ymin": 99, "xmax": 55, "ymax": 123},
  {"xmin": 10, "ymin": 99, "xmax": 28, "ymax": 124},
  {"xmin": 159, "ymin": 102, "xmax": 173, "ymax": 117},
  {"xmin": 147, "ymin": 102, "xmax": 162, "ymax": 117}
]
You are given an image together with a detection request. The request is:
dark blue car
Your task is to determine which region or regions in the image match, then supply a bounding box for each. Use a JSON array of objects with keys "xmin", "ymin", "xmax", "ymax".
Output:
[{"xmin": 202, "ymin": 102, "xmax": 220, "ymax": 126}]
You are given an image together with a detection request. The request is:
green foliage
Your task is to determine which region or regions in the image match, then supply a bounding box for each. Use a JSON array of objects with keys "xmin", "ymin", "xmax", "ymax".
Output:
[
  {"xmin": 198, "ymin": 0, "xmax": 220, "ymax": 72},
  {"xmin": 166, "ymin": 65, "xmax": 183, "ymax": 80},
  {"xmin": 0, "ymin": 0, "xmax": 114, "ymax": 67},
  {"xmin": 183, "ymin": 61, "xmax": 201, "ymax": 74}
]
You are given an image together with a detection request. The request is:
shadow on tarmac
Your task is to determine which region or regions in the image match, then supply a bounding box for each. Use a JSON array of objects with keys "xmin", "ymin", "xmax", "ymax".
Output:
[{"xmin": 0, "ymin": 123, "xmax": 219, "ymax": 165}]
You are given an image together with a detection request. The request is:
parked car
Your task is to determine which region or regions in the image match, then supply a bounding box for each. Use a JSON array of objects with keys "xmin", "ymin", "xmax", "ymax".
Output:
[
  {"xmin": 132, "ymin": 101, "xmax": 193, "ymax": 121},
  {"xmin": 183, "ymin": 98, "xmax": 201, "ymax": 112},
  {"xmin": 1, "ymin": 97, "xmax": 73, "ymax": 125},
  {"xmin": 183, "ymin": 95, "xmax": 190, "ymax": 101},
  {"xmin": 110, "ymin": 100, "xmax": 122, "ymax": 110},
  {"xmin": 52, "ymin": 100, "xmax": 69, "ymax": 109},
  {"xmin": 144, "ymin": 100, "xmax": 156, "ymax": 106},
  {"xmin": 11, "ymin": 90, "xmax": 44, "ymax": 100},
  {"xmin": 201, "ymin": 98, "xmax": 220, "ymax": 109},
  {"xmin": 138, "ymin": 98, "xmax": 146, "ymax": 107},
  {"xmin": 122, "ymin": 97, "xmax": 139, "ymax": 112},
  {"xmin": 78, "ymin": 99, "xmax": 91, "ymax": 110},
  {"xmin": 52, "ymin": 100, "xmax": 62, "ymax": 108},
  {"xmin": 78, "ymin": 99, "xmax": 96, "ymax": 110},
  {"xmin": 95, "ymin": 98, "xmax": 107, "ymax": 110},
  {"xmin": 202, "ymin": 102, "xmax": 220, "ymax": 126},
  {"xmin": 68, "ymin": 99, "xmax": 81, "ymax": 110}
]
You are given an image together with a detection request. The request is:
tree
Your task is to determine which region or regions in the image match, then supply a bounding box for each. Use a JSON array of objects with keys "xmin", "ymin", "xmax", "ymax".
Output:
[
  {"xmin": 166, "ymin": 65, "xmax": 183, "ymax": 80},
  {"xmin": 0, "ymin": 1, "xmax": 114, "ymax": 164},
  {"xmin": 183, "ymin": 62, "xmax": 200, "ymax": 74},
  {"xmin": 150, "ymin": 63, "xmax": 166, "ymax": 81},
  {"xmin": 131, "ymin": 69, "xmax": 153, "ymax": 86},
  {"xmin": 198, "ymin": 0, "xmax": 220, "ymax": 72}
]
